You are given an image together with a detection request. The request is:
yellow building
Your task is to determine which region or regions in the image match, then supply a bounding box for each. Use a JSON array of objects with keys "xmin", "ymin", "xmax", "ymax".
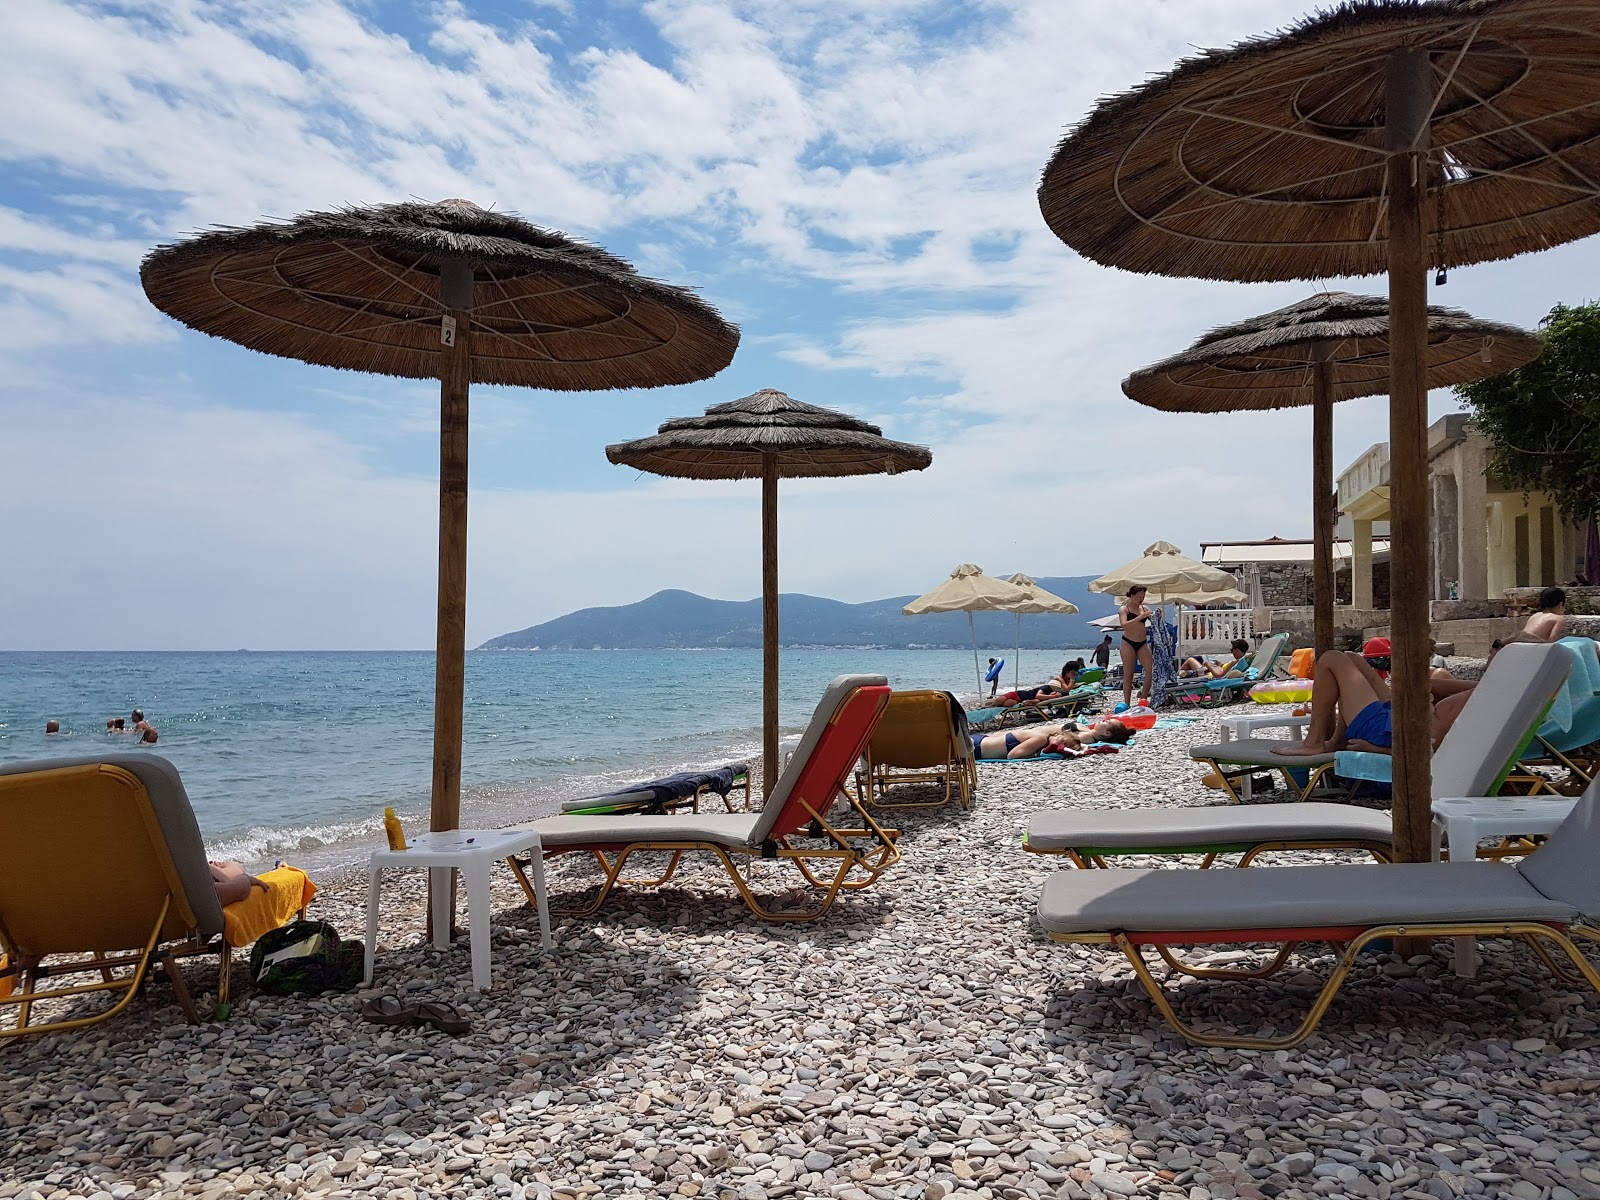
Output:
[{"xmin": 1337, "ymin": 413, "xmax": 1581, "ymax": 603}]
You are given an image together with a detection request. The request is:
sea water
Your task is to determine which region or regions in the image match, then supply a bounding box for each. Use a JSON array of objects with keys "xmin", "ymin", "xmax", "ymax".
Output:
[{"xmin": 0, "ymin": 648, "xmax": 1089, "ymax": 874}]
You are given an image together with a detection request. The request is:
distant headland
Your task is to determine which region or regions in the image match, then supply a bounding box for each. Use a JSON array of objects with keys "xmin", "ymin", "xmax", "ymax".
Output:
[{"xmin": 478, "ymin": 579, "xmax": 1114, "ymax": 651}]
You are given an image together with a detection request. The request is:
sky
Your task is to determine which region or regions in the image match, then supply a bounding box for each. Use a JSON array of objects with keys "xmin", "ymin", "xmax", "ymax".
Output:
[{"xmin": 4, "ymin": 0, "xmax": 1598, "ymax": 650}]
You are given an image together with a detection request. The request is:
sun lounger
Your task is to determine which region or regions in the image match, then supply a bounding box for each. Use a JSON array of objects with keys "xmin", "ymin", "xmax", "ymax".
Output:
[
  {"xmin": 1513, "ymin": 637, "xmax": 1600, "ymax": 791},
  {"xmin": 1168, "ymin": 633, "xmax": 1289, "ymax": 707},
  {"xmin": 969, "ymin": 683, "xmax": 1099, "ymax": 729},
  {"xmin": 1035, "ymin": 782, "xmax": 1600, "ymax": 1049},
  {"xmin": 1028, "ymin": 642, "xmax": 1571, "ymax": 866},
  {"xmin": 858, "ymin": 690, "xmax": 975, "ymax": 810},
  {"xmin": 507, "ymin": 674, "xmax": 898, "ymax": 922},
  {"xmin": 0, "ymin": 755, "xmax": 315, "ymax": 1037},
  {"xmin": 1188, "ymin": 640, "xmax": 1567, "ymax": 804},
  {"xmin": 561, "ymin": 763, "xmax": 751, "ymax": 815}
]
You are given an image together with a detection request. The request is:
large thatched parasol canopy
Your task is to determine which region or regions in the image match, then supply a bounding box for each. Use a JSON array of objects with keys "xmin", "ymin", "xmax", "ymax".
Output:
[
  {"xmin": 142, "ymin": 200, "xmax": 738, "ymax": 389},
  {"xmin": 1039, "ymin": 1, "xmax": 1600, "ymax": 283},
  {"xmin": 1124, "ymin": 293, "xmax": 1543, "ymax": 413},
  {"xmin": 1124, "ymin": 292, "xmax": 1542, "ymax": 653},
  {"xmin": 1037, "ymin": 0, "xmax": 1600, "ymax": 868},
  {"xmin": 142, "ymin": 199, "xmax": 739, "ymax": 858},
  {"xmin": 608, "ymin": 388, "xmax": 931, "ymax": 795}
]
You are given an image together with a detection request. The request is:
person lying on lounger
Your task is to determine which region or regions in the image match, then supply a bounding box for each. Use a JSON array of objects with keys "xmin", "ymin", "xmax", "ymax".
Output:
[
  {"xmin": 210, "ymin": 860, "xmax": 269, "ymax": 905},
  {"xmin": 992, "ymin": 683, "xmax": 1068, "ymax": 708},
  {"xmin": 1179, "ymin": 638, "xmax": 1251, "ymax": 679},
  {"xmin": 1047, "ymin": 659, "xmax": 1087, "ymax": 690},
  {"xmin": 971, "ymin": 719, "xmax": 1132, "ymax": 759}
]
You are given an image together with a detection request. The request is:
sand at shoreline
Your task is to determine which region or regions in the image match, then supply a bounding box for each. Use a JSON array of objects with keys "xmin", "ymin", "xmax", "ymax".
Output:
[{"xmin": 3, "ymin": 701, "xmax": 1599, "ymax": 1200}]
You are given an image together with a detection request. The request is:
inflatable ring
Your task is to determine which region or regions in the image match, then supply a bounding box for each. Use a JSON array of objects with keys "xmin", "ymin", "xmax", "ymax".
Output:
[{"xmin": 984, "ymin": 658, "xmax": 1006, "ymax": 683}]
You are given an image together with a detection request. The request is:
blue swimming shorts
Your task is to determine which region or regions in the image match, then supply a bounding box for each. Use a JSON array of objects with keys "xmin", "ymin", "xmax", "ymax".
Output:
[{"xmin": 1345, "ymin": 700, "xmax": 1394, "ymax": 749}]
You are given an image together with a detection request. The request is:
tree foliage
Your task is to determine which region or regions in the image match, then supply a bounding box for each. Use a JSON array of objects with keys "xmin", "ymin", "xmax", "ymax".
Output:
[{"xmin": 1454, "ymin": 302, "xmax": 1600, "ymax": 523}]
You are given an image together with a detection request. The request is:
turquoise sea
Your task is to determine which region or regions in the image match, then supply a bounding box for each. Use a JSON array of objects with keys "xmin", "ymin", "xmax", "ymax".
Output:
[{"xmin": 0, "ymin": 648, "xmax": 1089, "ymax": 874}]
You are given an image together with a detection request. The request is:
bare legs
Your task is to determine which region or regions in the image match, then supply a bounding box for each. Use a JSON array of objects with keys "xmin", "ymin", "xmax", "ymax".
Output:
[
  {"xmin": 1137, "ymin": 642, "xmax": 1152, "ymax": 702},
  {"xmin": 1281, "ymin": 650, "xmax": 1388, "ymax": 756},
  {"xmin": 1120, "ymin": 639, "xmax": 1138, "ymax": 708}
]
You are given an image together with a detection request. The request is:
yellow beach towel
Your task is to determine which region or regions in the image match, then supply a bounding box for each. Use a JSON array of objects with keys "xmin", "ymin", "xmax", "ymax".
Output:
[{"xmin": 223, "ymin": 864, "xmax": 318, "ymax": 949}]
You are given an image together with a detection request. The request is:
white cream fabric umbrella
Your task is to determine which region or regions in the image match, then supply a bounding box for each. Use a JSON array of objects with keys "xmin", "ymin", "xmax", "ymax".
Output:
[
  {"xmin": 1088, "ymin": 541, "xmax": 1243, "ymax": 605},
  {"xmin": 1003, "ymin": 573, "xmax": 1080, "ymax": 688},
  {"xmin": 903, "ymin": 564, "xmax": 1032, "ymax": 691}
]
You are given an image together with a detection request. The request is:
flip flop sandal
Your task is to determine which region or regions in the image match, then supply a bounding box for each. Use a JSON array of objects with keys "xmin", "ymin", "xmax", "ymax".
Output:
[
  {"xmin": 360, "ymin": 995, "xmax": 420, "ymax": 1026},
  {"xmin": 415, "ymin": 1002, "xmax": 472, "ymax": 1035}
]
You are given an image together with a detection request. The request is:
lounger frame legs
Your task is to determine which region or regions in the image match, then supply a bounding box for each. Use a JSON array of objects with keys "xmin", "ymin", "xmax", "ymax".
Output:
[
  {"xmin": 1195, "ymin": 759, "xmax": 1337, "ymax": 805},
  {"xmin": 510, "ymin": 797, "xmax": 902, "ymax": 923},
  {"xmin": 1029, "ymin": 840, "xmax": 1393, "ymax": 869},
  {"xmin": 859, "ymin": 749, "xmax": 974, "ymax": 811},
  {"xmin": 1052, "ymin": 922, "xmax": 1600, "ymax": 1050}
]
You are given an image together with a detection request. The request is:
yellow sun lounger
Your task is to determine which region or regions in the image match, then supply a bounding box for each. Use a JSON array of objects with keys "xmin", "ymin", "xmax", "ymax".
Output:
[
  {"xmin": 0, "ymin": 755, "xmax": 313, "ymax": 1037},
  {"xmin": 858, "ymin": 689, "xmax": 976, "ymax": 810}
]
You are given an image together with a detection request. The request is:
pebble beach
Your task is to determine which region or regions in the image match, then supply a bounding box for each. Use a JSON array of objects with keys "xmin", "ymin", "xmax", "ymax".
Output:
[{"xmin": 4, "ymin": 700, "xmax": 1600, "ymax": 1200}]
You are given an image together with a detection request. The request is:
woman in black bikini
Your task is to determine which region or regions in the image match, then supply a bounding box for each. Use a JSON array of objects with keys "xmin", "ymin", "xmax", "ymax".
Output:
[{"xmin": 1118, "ymin": 584, "xmax": 1155, "ymax": 708}]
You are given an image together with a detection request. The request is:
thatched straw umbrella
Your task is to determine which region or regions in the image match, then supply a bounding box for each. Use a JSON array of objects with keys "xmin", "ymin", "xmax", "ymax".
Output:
[
  {"xmin": 1125, "ymin": 292, "xmax": 1542, "ymax": 655},
  {"xmin": 1038, "ymin": 0, "xmax": 1600, "ymax": 865},
  {"xmin": 607, "ymin": 388, "xmax": 931, "ymax": 796},
  {"xmin": 1001, "ymin": 573, "xmax": 1079, "ymax": 689},
  {"xmin": 142, "ymin": 199, "xmax": 739, "ymax": 849}
]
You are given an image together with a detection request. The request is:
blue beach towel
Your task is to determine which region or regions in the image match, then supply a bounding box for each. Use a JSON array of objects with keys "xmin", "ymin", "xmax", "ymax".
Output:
[{"xmin": 565, "ymin": 763, "xmax": 750, "ymax": 814}]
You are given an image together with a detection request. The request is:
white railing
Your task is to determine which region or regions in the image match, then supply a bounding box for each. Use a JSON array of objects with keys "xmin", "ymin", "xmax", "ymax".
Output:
[{"xmin": 1176, "ymin": 608, "xmax": 1255, "ymax": 657}]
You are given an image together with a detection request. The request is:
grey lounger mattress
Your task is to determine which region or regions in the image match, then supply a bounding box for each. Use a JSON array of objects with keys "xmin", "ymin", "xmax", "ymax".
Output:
[
  {"xmin": 1026, "ymin": 802, "xmax": 1392, "ymax": 851},
  {"xmin": 1037, "ymin": 860, "xmax": 1576, "ymax": 936},
  {"xmin": 1189, "ymin": 740, "xmax": 1335, "ymax": 768}
]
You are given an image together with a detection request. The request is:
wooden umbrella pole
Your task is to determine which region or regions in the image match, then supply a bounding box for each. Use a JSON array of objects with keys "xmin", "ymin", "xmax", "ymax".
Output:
[
  {"xmin": 428, "ymin": 260, "xmax": 473, "ymax": 937},
  {"xmin": 1312, "ymin": 352, "xmax": 1336, "ymax": 657},
  {"xmin": 1385, "ymin": 49, "xmax": 1435, "ymax": 866},
  {"xmin": 762, "ymin": 455, "xmax": 779, "ymax": 799}
]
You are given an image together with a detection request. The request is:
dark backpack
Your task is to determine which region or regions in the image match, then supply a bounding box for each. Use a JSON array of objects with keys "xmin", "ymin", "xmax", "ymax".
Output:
[{"xmin": 248, "ymin": 919, "xmax": 364, "ymax": 996}]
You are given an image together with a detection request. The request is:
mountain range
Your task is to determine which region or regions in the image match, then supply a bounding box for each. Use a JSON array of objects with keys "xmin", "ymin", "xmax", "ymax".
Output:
[{"xmin": 478, "ymin": 577, "xmax": 1116, "ymax": 651}]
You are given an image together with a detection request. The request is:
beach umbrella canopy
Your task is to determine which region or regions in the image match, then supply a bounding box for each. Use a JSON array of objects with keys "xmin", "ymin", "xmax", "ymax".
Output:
[
  {"xmin": 1088, "ymin": 542, "xmax": 1242, "ymax": 606},
  {"xmin": 1002, "ymin": 572, "xmax": 1080, "ymax": 688},
  {"xmin": 1125, "ymin": 292, "xmax": 1542, "ymax": 654},
  {"xmin": 903, "ymin": 564, "xmax": 1033, "ymax": 692},
  {"xmin": 141, "ymin": 199, "xmax": 740, "ymax": 844},
  {"xmin": 607, "ymin": 388, "xmax": 931, "ymax": 796},
  {"xmin": 1038, "ymin": 0, "xmax": 1600, "ymax": 865}
]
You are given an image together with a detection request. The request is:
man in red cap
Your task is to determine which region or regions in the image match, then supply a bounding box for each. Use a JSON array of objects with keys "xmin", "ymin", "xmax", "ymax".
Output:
[{"xmin": 1361, "ymin": 636, "xmax": 1391, "ymax": 679}]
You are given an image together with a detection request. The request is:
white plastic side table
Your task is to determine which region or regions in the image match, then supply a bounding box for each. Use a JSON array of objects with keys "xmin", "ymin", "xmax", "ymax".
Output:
[
  {"xmin": 1430, "ymin": 796, "xmax": 1578, "ymax": 977},
  {"xmin": 1218, "ymin": 713, "xmax": 1312, "ymax": 743},
  {"xmin": 365, "ymin": 828, "xmax": 552, "ymax": 991}
]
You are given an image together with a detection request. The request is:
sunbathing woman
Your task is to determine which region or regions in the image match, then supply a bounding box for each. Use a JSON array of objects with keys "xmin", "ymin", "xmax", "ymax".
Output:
[
  {"xmin": 971, "ymin": 719, "xmax": 1132, "ymax": 759},
  {"xmin": 1180, "ymin": 639, "xmax": 1251, "ymax": 678},
  {"xmin": 1048, "ymin": 659, "xmax": 1086, "ymax": 690},
  {"xmin": 1118, "ymin": 585, "xmax": 1155, "ymax": 708},
  {"xmin": 992, "ymin": 682, "xmax": 1067, "ymax": 708}
]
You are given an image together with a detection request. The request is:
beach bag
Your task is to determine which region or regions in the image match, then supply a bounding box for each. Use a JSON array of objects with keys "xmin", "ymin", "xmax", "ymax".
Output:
[{"xmin": 248, "ymin": 919, "xmax": 364, "ymax": 996}]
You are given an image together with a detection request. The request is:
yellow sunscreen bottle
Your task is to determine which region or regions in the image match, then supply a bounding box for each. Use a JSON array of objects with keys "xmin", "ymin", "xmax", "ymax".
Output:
[{"xmin": 383, "ymin": 806, "xmax": 407, "ymax": 851}]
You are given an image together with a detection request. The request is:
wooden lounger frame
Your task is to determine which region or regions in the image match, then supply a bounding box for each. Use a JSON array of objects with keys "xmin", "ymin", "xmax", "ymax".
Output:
[{"xmin": 1049, "ymin": 920, "xmax": 1600, "ymax": 1049}]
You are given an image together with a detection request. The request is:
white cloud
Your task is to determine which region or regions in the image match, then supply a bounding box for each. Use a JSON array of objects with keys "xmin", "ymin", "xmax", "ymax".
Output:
[{"xmin": 4, "ymin": 0, "xmax": 1600, "ymax": 649}]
